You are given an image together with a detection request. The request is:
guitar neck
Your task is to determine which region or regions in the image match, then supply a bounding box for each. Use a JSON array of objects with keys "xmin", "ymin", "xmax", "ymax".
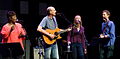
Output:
[{"xmin": 55, "ymin": 29, "xmax": 67, "ymax": 35}]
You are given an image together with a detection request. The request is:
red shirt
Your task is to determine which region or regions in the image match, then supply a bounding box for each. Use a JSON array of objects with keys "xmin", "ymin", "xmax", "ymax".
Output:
[{"xmin": 1, "ymin": 23, "xmax": 26, "ymax": 50}]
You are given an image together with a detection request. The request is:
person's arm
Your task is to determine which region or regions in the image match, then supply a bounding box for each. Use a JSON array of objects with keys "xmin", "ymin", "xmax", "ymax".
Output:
[
  {"xmin": 19, "ymin": 23, "xmax": 27, "ymax": 39},
  {"xmin": 1, "ymin": 25, "xmax": 12, "ymax": 39},
  {"xmin": 67, "ymin": 29, "xmax": 71, "ymax": 44},
  {"xmin": 81, "ymin": 27, "xmax": 87, "ymax": 54},
  {"xmin": 108, "ymin": 22, "xmax": 115, "ymax": 39},
  {"xmin": 37, "ymin": 26, "xmax": 55, "ymax": 39},
  {"xmin": 105, "ymin": 21, "xmax": 115, "ymax": 45},
  {"xmin": 37, "ymin": 17, "xmax": 56, "ymax": 40}
]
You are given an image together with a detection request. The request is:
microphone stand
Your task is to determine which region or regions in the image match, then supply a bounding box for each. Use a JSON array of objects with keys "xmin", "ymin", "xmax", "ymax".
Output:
[
  {"xmin": 57, "ymin": 13, "xmax": 72, "ymax": 25},
  {"xmin": 58, "ymin": 13, "xmax": 73, "ymax": 59},
  {"xmin": 37, "ymin": 37, "xmax": 44, "ymax": 59}
]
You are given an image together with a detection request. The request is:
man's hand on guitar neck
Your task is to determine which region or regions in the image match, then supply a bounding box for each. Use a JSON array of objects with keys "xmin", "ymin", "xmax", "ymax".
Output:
[
  {"xmin": 66, "ymin": 28, "xmax": 72, "ymax": 32},
  {"xmin": 60, "ymin": 28, "xmax": 72, "ymax": 32}
]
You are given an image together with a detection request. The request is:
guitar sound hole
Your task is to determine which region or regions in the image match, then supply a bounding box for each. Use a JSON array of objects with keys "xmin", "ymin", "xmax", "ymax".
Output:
[{"xmin": 55, "ymin": 32, "xmax": 58, "ymax": 35}]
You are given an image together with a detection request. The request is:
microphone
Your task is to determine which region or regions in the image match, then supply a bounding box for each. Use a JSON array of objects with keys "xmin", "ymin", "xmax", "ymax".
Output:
[
  {"xmin": 73, "ymin": 23, "xmax": 77, "ymax": 27},
  {"xmin": 16, "ymin": 19, "xmax": 24, "ymax": 24},
  {"xmin": 16, "ymin": 19, "xmax": 19, "ymax": 23},
  {"xmin": 11, "ymin": 23, "xmax": 15, "ymax": 30},
  {"xmin": 56, "ymin": 13, "xmax": 62, "ymax": 16},
  {"xmin": 78, "ymin": 20, "xmax": 81, "ymax": 23},
  {"xmin": 10, "ymin": 25, "xmax": 15, "ymax": 32},
  {"xmin": 75, "ymin": 19, "xmax": 81, "ymax": 24},
  {"xmin": 8, "ymin": 25, "xmax": 14, "ymax": 36},
  {"xmin": 16, "ymin": 19, "xmax": 19, "ymax": 21}
]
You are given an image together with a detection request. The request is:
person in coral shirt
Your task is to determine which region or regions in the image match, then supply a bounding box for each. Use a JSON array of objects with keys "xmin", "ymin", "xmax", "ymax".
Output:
[{"xmin": 0, "ymin": 11, "xmax": 26, "ymax": 59}]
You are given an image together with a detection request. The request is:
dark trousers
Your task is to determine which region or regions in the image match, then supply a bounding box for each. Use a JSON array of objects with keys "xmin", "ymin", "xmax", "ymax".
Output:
[
  {"xmin": 72, "ymin": 43, "xmax": 85, "ymax": 59},
  {"xmin": 2, "ymin": 55, "xmax": 23, "ymax": 59},
  {"xmin": 99, "ymin": 45, "xmax": 114, "ymax": 59}
]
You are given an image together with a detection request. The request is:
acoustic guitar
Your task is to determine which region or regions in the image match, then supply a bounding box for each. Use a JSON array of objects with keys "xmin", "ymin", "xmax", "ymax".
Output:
[{"xmin": 42, "ymin": 28, "xmax": 71, "ymax": 45}]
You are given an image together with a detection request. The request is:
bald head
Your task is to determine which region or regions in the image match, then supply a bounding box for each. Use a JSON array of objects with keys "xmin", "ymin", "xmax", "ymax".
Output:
[
  {"xmin": 47, "ymin": 6, "xmax": 55, "ymax": 11},
  {"xmin": 47, "ymin": 6, "xmax": 56, "ymax": 16}
]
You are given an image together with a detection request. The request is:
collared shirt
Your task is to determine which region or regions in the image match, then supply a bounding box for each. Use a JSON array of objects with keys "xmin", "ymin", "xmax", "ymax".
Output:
[{"xmin": 101, "ymin": 20, "xmax": 116, "ymax": 46}]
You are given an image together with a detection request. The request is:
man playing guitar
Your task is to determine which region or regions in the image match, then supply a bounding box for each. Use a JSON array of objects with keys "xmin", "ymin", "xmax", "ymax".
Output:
[{"xmin": 37, "ymin": 6, "xmax": 71, "ymax": 59}]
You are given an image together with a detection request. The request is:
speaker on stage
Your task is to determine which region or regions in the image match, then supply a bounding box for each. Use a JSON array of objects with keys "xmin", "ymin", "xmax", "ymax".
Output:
[{"xmin": 33, "ymin": 46, "xmax": 44, "ymax": 59}]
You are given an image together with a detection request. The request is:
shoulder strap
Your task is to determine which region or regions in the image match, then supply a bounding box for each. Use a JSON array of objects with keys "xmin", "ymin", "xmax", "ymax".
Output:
[
  {"xmin": 52, "ymin": 17, "xmax": 58, "ymax": 28},
  {"xmin": 102, "ymin": 21, "xmax": 109, "ymax": 33}
]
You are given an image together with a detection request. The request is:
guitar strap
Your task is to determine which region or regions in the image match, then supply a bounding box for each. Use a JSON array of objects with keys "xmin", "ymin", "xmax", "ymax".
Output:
[
  {"xmin": 102, "ymin": 21, "xmax": 109, "ymax": 33},
  {"xmin": 52, "ymin": 17, "xmax": 57, "ymax": 28},
  {"xmin": 102, "ymin": 21, "xmax": 110, "ymax": 46}
]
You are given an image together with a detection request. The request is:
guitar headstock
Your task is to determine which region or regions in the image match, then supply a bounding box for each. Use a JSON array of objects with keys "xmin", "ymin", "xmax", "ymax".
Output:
[
  {"xmin": 65, "ymin": 27, "xmax": 72, "ymax": 32},
  {"xmin": 67, "ymin": 28, "xmax": 72, "ymax": 32}
]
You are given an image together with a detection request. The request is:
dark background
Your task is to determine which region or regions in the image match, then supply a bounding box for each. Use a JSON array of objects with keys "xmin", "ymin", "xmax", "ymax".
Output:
[{"xmin": 0, "ymin": 0, "xmax": 120, "ymax": 59}]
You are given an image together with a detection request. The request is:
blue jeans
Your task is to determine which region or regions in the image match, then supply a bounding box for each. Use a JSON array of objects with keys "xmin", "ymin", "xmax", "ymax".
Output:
[
  {"xmin": 72, "ymin": 43, "xmax": 85, "ymax": 59},
  {"xmin": 44, "ymin": 43, "xmax": 59, "ymax": 59}
]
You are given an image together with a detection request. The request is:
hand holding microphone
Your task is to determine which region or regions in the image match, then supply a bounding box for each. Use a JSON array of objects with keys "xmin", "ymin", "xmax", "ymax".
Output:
[
  {"xmin": 8, "ymin": 25, "xmax": 15, "ymax": 36},
  {"xmin": 10, "ymin": 25, "xmax": 15, "ymax": 32}
]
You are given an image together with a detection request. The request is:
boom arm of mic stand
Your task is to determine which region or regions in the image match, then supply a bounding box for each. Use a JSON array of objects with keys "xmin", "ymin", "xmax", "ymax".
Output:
[{"xmin": 58, "ymin": 13, "xmax": 72, "ymax": 25}]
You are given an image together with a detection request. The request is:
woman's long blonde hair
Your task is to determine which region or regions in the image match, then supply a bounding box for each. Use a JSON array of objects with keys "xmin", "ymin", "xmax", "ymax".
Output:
[{"xmin": 73, "ymin": 15, "xmax": 82, "ymax": 28}]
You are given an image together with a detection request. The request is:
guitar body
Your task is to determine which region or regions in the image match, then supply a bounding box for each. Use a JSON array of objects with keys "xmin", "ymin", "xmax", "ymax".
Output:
[{"xmin": 43, "ymin": 28, "xmax": 62, "ymax": 45}]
